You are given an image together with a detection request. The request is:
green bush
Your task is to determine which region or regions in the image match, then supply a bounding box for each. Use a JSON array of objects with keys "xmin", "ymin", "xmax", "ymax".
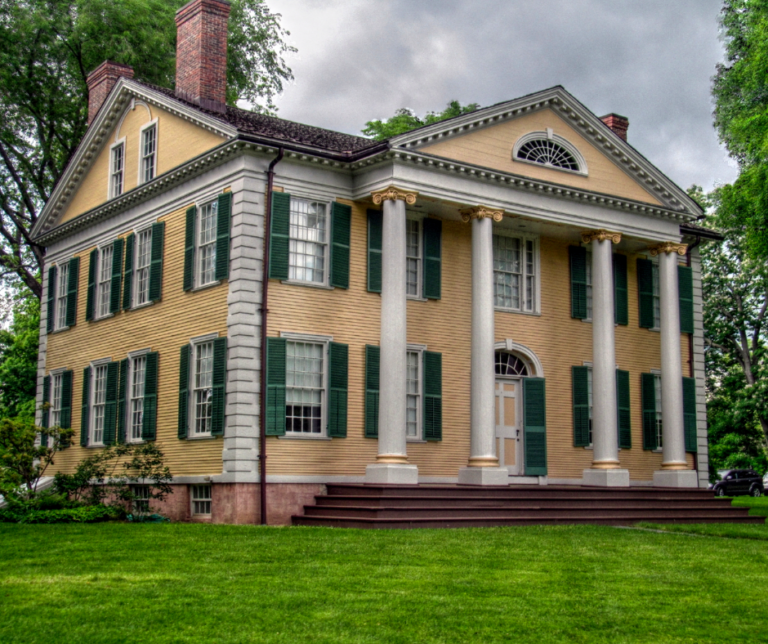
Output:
[{"xmin": 0, "ymin": 504, "xmax": 124, "ymax": 524}]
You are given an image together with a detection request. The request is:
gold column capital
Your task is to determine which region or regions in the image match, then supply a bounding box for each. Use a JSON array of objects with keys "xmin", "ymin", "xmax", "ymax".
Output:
[
  {"xmin": 581, "ymin": 229, "xmax": 622, "ymax": 244},
  {"xmin": 371, "ymin": 186, "xmax": 418, "ymax": 205},
  {"xmin": 459, "ymin": 205, "xmax": 504, "ymax": 223},
  {"xmin": 648, "ymin": 242, "xmax": 687, "ymax": 257}
]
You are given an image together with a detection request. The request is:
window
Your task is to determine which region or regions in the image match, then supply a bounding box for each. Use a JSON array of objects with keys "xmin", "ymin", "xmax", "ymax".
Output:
[
  {"xmin": 50, "ymin": 373, "xmax": 63, "ymax": 428},
  {"xmin": 495, "ymin": 352, "xmax": 529, "ymax": 377},
  {"xmin": 653, "ymin": 373, "xmax": 663, "ymax": 448},
  {"xmin": 191, "ymin": 484, "xmax": 212, "ymax": 515},
  {"xmin": 91, "ymin": 364, "xmax": 108, "ymax": 445},
  {"xmin": 652, "ymin": 262, "xmax": 661, "ymax": 329},
  {"xmin": 493, "ymin": 234, "xmax": 537, "ymax": 312},
  {"xmin": 197, "ymin": 201, "xmax": 218, "ymax": 287},
  {"xmin": 55, "ymin": 263, "xmax": 69, "ymax": 330},
  {"xmin": 192, "ymin": 341, "xmax": 214, "ymax": 436},
  {"xmin": 129, "ymin": 355, "xmax": 147, "ymax": 442},
  {"xmin": 134, "ymin": 228, "xmax": 152, "ymax": 306},
  {"xmin": 111, "ymin": 143, "xmax": 124, "ymax": 197},
  {"xmin": 406, "ymin": 350, "xmax": 421, "ymax": 438},
  {"xmin": 141, "ymin": 124, "xmax": 157, "ymax": 183},
  {"xmin": 513, "ymin": 130, "xmax": 586, "ymax": 174},
  {"xmin": 285, "ymin": 340, "xmax": 324, "ymax": 435},
  {"xmin": 406, "ymin": 219, "xmax": 421, "ymax": 297},
  {"xmin": 96, "ymin": 245, "xmax": 113, "ymax": 319},
  {"xmin": 288, "ymin": 197, "xmax": 327, "ymax": 284},
  {"xmin": 132, "ymin": 485, "xmax": 150, "ymax": 513}
]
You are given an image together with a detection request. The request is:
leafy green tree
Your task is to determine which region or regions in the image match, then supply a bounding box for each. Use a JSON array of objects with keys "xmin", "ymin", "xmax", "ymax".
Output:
[
  {"xmin": 0, "ymin": 285, "xmax": 39, "ymax": 420},
  {"xmin": 362, "ymin": 100, "xmax": 480, "ymax": 141},
  {"xmin": 0, "ymin": 0, "xmax": 294, "ymax": 299}
]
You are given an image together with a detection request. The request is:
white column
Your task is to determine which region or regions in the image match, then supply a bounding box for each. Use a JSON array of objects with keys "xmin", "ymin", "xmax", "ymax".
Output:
[
  {"xmin": 458, "ymin": 207, "xmax": 508, "ymax": 486},
  {"xmin": 365, "ymin": 187, "xmax": 418, "ymax": 485},
  {"xmin": 582, "ymin": 230, "xmax": 629, "ymax": 487},
  {"xmin": 653, "ymin": 243, "xmax": 697, "ymax": 488}
]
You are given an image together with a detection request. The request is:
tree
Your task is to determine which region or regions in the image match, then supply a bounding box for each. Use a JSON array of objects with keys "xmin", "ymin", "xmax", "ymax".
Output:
[
  {"xmin": 362, "ymin": 100, "xmax": 480, "ymax": 141},
  {"xmin": 0, "ymin": 0, "xmax": 295, "ymax": 299},
  {"xmin": 0, "ymin": 285, "xmax": 39, "ymax": 420}
]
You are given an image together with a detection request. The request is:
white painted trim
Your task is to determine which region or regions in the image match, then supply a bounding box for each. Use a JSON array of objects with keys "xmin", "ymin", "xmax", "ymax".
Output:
[
  {"xmin": 90, "ymin": 357, "xmax": 112, "ymax": 367},
  {"xmin": 491, "ymin": 228, "xmax": 540, "ymax": 314},
  {"xmin": 114, "ymin": 99, "xmax": 152, "ymax": 141},
  {"xmin": 127, "ymin": 347, "xmax": 151, "ymax": 358},
  {"xmin": 108, "ymin": 138, "xmax": 126, "ymax": 200},
  {"xmin": 512, "ymin": 129, "xmax": 588, "ymax": 176},
  {"xmin": 494, "ymin": 340, "xmax": 545, "ymax": 377},
  {"xmin": 137, "ymin": 118, "xmax": 159, "ymax": 186},
  {"xmin": 49, "ymin": 367, "xmax": 68, "ymax": 375},
  {"xmin": 280, "ymin": 331, "xmax": 334, "ymax": 342},
  {"xmin": 189, "ymin": 332, "xmax": 219, "ymax": 344},
  {"xmin": 280, "ymin": 333, "xmax": 331, "ymax": 439}
]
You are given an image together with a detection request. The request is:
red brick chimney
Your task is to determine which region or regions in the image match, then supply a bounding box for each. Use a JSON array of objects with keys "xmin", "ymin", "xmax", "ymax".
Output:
[
  {"xmin": 175, "ymin": 0, "xmax": 231, "ymax": 113},
  {"xmin": 86, "ymin": 61, "xmax": 135, "ymax": 125},
  {"xmin": 600, "ymin": 113, "xmax": 629, "ymax": 142}
]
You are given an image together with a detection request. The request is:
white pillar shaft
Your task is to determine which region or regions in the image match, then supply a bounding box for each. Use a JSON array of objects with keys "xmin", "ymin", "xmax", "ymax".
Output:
[
  {"xmin": 469, "ymin": 217, "xmax": 497, "ymax": 464},
  {"xmin": 378, "ymin": 198, "xmax": 407, "ymax": 459},
  {"xmin": 591, "ymin": 238, "xmax": 619, "ymax": 466},
  {"xmin": 659, "ymin": 251, "xmax": 686, "ymax": 467}
]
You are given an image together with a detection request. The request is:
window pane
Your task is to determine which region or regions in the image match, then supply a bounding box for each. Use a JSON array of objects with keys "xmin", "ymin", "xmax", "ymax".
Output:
[
  {"xmin": 406, "ymin": 220, "xmax": 420, "ymax": 296},
  {"xmin": 198, "ymin": 202, "xmax": 218, "ymax": 286},
  {"xmin": 98, "ymin": 246, "xmax": 113, "ymax": 318},
  {"xmin": 56, "ymin": 263, "xmax": 69, "ymax": 329},
  {"xmin": 51, "ymin": 374, "xmax": 63, "ymax": 428},
  {"xmin": 406, "ymin": 351, "xmax": 419, "ymax": 438},
  {"xmin": 288, "ymin": 199, "xmax": 327, "ymax": 283},
  {"xmin": 130, "ymin": 356, "xmax": 146, "ymax": 441},
  {"xmin": 194, "ymin": 342, "xmax": 214, "ymax": 434},
  {"xmin": 285, "ymin": 341, "xmax": 324, "ymax": 434},
  {"xmin": 142, "ymin": 125, "xmax": 156, "ymax": 183},
  {"xmin": 493, "ymin": 235, "xmax": 522, "ymax": 310},
  {"xmin": 92, "ymin": 364, "xmax": 108, "ymax": 444},
  {"xmin": 652, "ymin": 263, "xmax": 661, "ymax": 329},
  {"xmin": 111, "ymin": 145, "xmax": 124, "ymax": 197},
  {"xmin": 135, "ymin": 229, "xmax": 152, "ymax": 305}
]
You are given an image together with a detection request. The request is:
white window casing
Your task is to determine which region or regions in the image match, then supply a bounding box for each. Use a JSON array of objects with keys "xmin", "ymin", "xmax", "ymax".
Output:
[
  {"xmin": 90, "ymin": 363, "xmax": 109, "ymax": 446},
  {"xmin": 406, "ymin": 217, "xmax": 422, "ymax": 298},
  {"xmin": 55, "ymin": 262, "xmax": 69, "ymax": 330},
  {"xmin": 196, "ymin": 200, "xmax": 218, "ymax": 288},
  {"xmin": 109, "ymin": 140, "xmax": 125, "ymax": 199},
  {"xmin": 191, "ymin": 339, "xmax": 215, "ymax": 437},
  {"xmin": 134, "ymin": 227, "xmax": 153, "ymax": 306},
  {"xmin": 288, "ymin": 197, "xmax": 328, "ymax": 285},
  {"xmin": 50, "ymin": 372, "xmax": 64, "ymax": 428},
  {"xmin": 513, "ymin": 129, "xmax": 588, "ymax": 176},
  {"xmin": 129, "ymin": 354, "xmax": 147, "ymax": 443},
  {"xmin": 96, "ymin": 245, "xmax": 113, "ymax": 319},
  {"xmin": 493, "ymin": 231, "xmax": 539, "ymax": 314},
  {"xmin": 191, "ymin": 484, "xmax": 212, "ymax": 515},
  {"xmin": 139, "ymin": 120, "xmax": 158, "ymax": 185}
]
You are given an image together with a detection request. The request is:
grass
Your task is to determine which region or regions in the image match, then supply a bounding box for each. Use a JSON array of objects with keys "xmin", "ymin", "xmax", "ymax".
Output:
[{"xmin": 1, "ymin": 523, "xmax": 768, "ymax": 643}]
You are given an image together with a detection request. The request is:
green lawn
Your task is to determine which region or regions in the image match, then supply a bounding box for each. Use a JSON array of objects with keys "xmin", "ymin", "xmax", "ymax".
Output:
[{"xmin": 1, "ymin": 523, "xmax": 767, "ymax": 644}]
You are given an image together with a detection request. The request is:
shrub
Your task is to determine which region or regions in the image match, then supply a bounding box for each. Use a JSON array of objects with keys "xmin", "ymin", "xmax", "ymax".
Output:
[{"xmin": 0, "ymin": 504, "xmax": 124, "ymax": 524}]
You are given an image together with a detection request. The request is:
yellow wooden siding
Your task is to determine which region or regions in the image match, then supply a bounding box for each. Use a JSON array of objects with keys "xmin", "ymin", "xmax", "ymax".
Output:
[
  {"xmin": 419, "ymin": 108, "xmax": 662, "ymax": 206},
  {"xmin": 60, "ymin": 105, "xmax": 227, "ymax": 224},
  {"xmin": 45, "ymin": 202, "xmax": 229, "ymax": 476}
]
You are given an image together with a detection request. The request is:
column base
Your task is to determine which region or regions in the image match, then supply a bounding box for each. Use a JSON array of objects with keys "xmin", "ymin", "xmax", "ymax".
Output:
[
  {"xmin": 653, "ymin": 469, "xmax": 698, "ymax": 488},
  {"xmin": 458, "ymin": 467, "xmax": 509, "ymax": 486},
  {"xmin": 582, "ymin": 468, "xmax": 630, "ymax": 487},
  {"xmin": 365, "ymin": 463, "xmax": 419, "ymax": 485}
]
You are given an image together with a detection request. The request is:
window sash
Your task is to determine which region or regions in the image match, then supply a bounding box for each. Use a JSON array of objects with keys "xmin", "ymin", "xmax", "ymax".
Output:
[
  {"xmin": 406, "ymin": 219, "xmax": 421, "ymax": 297},
  {"xmin": 406, "ymin": 351, "xmax": 421, "ymax": 438},
  {"xmin": 55, "ymin": 263, "xmax": 69, "ymax": 330},
  {"xmin": 192, "ymin": 484, "xmax": 212, "ymax": 515},
  {"xmin": 193, "ymin": 341, "xmax": 214, "ymax": 435},
  {"xmin": 494, "ymin": 234, "xmax": 536, "ymax": 311},
  {"xmin": 141, "ymin": 125, "xmax": 156, "ymax": 183},
  {"xmin": 130, "ymin": 355, "xmax": 146, "ymax": 442},
  {"xmin": 97, "ymin": 246, "xmax": 113, "ymax": 318},
  {"xmin": 288, "ymin": 198, "xmax": 327, "ymax": 284},
  {"xmin": 197, "ymin": 202, "xmax": 218, "ymax": 286},
  {"xmin": 50, "ymin": 373, "xmax": 63, "ymax": 428},
  {"xmin": 134, "ymin": 228, "xmax": 152, "ymax": 306},
  {"xmin": 133, "ymin": 485, "xmax": 150, "ymax": 513},
  {"xmin": 285, "ymin": 340, "xmax": 324, "ymax": 435},
  {"xmin": 92, "ymin": 364, "xmax": 108, "ymax": 444},
  {"xmin": 111, "ymin": 144, "xmax": 124, "ymax": 197},
  {"xmin": 652, "ymin": 263, "xmax": 661, "ymax": 329},
  {"xmin": 654, "ymin": 373, "xmax": 663, "ymax": 448}
]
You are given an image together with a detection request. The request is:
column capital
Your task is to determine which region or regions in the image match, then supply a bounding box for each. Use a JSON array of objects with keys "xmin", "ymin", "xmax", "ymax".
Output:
[
  {"xmin": 648, "ymin": 242, "xmax": 687, "ymax": 257},
  {"xmin": 581, "ymin": 229, "xmax": 621, "ymax": 244},
  {"xmin": 371, "ymin": 186, "xmax": 418, "ymax": 205},
  {"xmin": 460, "ymin": 205, "xmax": 504, "ymax": 223}
]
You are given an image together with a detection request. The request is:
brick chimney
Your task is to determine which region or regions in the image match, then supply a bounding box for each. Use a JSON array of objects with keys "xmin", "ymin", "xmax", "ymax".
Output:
[
  {"xmin": 600, "ymin": 113, "xmax": 629, "ymax": 142},
  {"xmin": 86, "ymin": 61, "xmax": 134, "ymax": 125},
  {"xmin": 175, "ymin": 0, "xmax": 231, "ymax": 113}
]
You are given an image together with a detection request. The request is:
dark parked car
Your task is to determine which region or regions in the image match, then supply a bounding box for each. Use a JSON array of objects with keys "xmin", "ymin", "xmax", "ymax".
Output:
[{"xmin": 709, "ymin": 469, "xmax": 764, "ymax": 497}]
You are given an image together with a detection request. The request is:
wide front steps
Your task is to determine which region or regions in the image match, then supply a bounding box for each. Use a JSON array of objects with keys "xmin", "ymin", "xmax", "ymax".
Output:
[{"xmin": 291, "ymin": 484, "xmax": 764, "ymax": 529}]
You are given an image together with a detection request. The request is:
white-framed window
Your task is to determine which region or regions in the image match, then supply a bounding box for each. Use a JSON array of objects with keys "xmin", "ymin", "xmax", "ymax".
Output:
[
  {"xmin": 55, "ymin": 263, "xmax": 69, "ymax": 330},
  {"xmin": 651, "ymin": 261, "xmax": 661, "ymax": 330},
  {"xmin": 191, "ymin": 484, "xmax": 212, "ymax": 515},
  {"xmin": 493, "ymin": 233, "xmax": 538, "ymax": 313},
  {"xmin": 653, "ymin": 372, "xmax": 663, "ymax": 448},
  {"xmin": 406, "ymin": 218, "xmax": 422, "ymax": 297},
  {"xmin": 285, "ymin": 340, "xmax": 325, "ymax": 435},
  {"xmin": 50, "ymin": 372, "xmax": 64, "ymax": 428},
  {"xmin": 91, "ymin": 363, "xmax": 109, "ymax": 445},
  {"xmin": 406, "ymin": 349, "xmax": 422, "ymax": 439},
  {"xmin": 140, "ymin": 123, "xmax": 157, "ymax": 184},
  {"xmin": 197, "ymin": 200, "xmax": 218, "ymax": 287},
  {"xmin": 513, "ymin": 129, "xmax": 588, "ymax": 175},
  {"xmin": 288, "ymin": 197, "xmax": 328, "ymax": 284},
  {"xmin": 132, "ymin": 485, "xmax": 150, "ymax": 513},
  {"xmin": 134, "ymin": 227, "xmax": 153, "ymax": 306},
  {"xmin": 129, "ymin": 354, "xmax": 147, "ymax": 442},
  {"xmin": 110, "ymin": 141, "xmax": 125, "ymax": 198},
  {"xmin": 96, "ymin": 245, "xmax": 113, "ymax": 319},
  {"xmin": 192, "ymin": 340, "xmax": 215, "ymax": 436}
]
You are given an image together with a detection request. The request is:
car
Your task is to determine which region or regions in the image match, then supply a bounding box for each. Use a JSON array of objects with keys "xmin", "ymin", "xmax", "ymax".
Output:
[{"xmin": 708, "ymin": 469, "xmax": 764, "ymax": 497}]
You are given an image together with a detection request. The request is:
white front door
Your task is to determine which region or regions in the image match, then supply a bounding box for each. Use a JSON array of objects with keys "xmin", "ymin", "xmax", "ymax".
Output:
[{"xmin": 495, "ymin": 378, "xmax": 522, "ymax": 476}]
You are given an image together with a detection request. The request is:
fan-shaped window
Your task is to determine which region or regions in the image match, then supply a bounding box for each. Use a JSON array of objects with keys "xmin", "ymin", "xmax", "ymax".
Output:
[
  {"xmin": 495, "ymin": 351, "xmax": 529, "ymax": 377},
  {"xmin": 513, "ymin": 130, "xmax": 587, "ymax": 175}
]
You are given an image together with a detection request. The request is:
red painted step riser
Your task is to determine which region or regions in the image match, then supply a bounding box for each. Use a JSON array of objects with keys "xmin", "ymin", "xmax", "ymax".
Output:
[{"xmin": 314, "ymin": 497, "xmax": 733, "ymax": 509}]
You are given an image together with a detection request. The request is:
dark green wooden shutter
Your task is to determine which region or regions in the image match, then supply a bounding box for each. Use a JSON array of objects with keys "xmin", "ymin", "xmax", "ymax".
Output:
[
  {"xmin": 211, "ymin": 338, "xmax": 227, "ymax": 436},
  {"xmin": 215, "ymin": 193, "xmax": 231, "ymax": 281},
  {"xmin": 328, "ymin": 342, "xmax": 348, "ymax": 437},
  {"xmin": 178, "ymin": 345, "xmax": 190, "ymax": 439},
  {"xmin": 423, "ymin": 218, "xmax": 442, "ymax": 299},
  {"xmin": 149, "ymin": 222, "xmax": 165, "ymax": 302},
  {"xmin": 122, "ymin": 233, "xmax": 135, "ymax": 310},
  {"xmin": 117, "ymin": 358, "xmax": 129, "ymax": 443},
  {"xmin": 637, "ymin": 258, "xmax": 655, "ymax": 329},
  {"xmin": 569, "ymin": 245, "xmax": 588, "ymax": 319},
  {"xmin": 81, "ymin": 366, "xmax": 91, "ymax": 446},
  {"xmin": 265, "ymin": 337, "xmax": 286, "ymax": 436},
  {"xmin": 330, "ymin": 202, "xmax": 351, "ymax": 289},
  {"xmin": 103, "ymin": 362, "xmax": 119, "ymax": 445},
  {"xmin": 269, "ymin": 192, "xmax": 291, "ymax": 280},
  {"xmin": 183, "ymin": 206, "xmax": 196, "ymax": 291},
  {"xmin": 678, "ymin": 265, "xmax": 694, "ymax": 334},
  {"xmin": 41, "ymin": 376, "xmax": 50, "ymax": 448},
  {"xmin": 423, "ymin": 351, "xmax": 442, "ymax": 441},
  {"xmin": 367, "ymin": 209, "xmax": 383, "ymax": 293},
  {"xmin": 572, "ymin": 366, "xmax": 590, "ymax": 447},
  {"xmin": 641, "ymin": 373, "xmax": 657, "ymax": 450},
  {"xmin": 66, "ymin": 258, "xmax": 79, "ymax": 327},
  {"xmin": 59, "ymin": 371, "xmax": 73, "ymax": 447},
  {"xmin": 364, "ymin": 345, "xmax": 380, "ymax": 438},
  {"xmin": 613, "ymin": 253, "xmax": 628, "ymax": 326},
  {"xmin": 683, "ymin": 376, "xmax": 697, "ymax": 453},
  {"xmin": 617, "ymin": 369, "xmax": 631, "ymax": 449},
  {"xmin": 523, "ymin": 377, "xmax": 547, "ymax": 476},
  {"xmin": 142, "ymin": 352, "xmax": 159, "ymax": 441},
  {"xmin": 110, "ymin": 239, "xmax": 123, "ymax": 314},
  {"xmin": 46, "ymin": 266, "xmax": 56, "ymax": 333},
  {"xmin": 85, "ymin": 249, "xmax": 98, "ymax": 321}
]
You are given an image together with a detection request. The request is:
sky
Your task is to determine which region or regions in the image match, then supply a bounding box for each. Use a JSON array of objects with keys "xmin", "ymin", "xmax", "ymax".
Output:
[{"xmin": 266, "ymin": 0, "xmax": 737, "ymax": 193}]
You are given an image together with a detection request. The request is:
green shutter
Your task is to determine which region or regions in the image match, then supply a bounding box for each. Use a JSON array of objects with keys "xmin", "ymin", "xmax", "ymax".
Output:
[
  {"xmin": 367, "ymin": 209, "xmax": 383, "ymax": 293},
  {"xmin": 85, "ymin": 249, "xmax": 98, "ymax": 321},
  {"xmin": 423, "ymin": 351, "xmax": 442, "ymax": 441},
  {"xmin": 330, "ymin": 202, "xmax": 351, "ymax": 289},
  {"xmin": 265, "ymin": 337, "xmax": 286, "ymax": 436},
  {"xmin": 523, "ymin": 377, "xmax": 547, "ymax": 476},
  {"xmin": 364, "ymin": 345, "xmax": 380, "ymax": 438},
  {"xmin": 66, "ymin": 258, "xmax": 79, "ymax": 327},
  {"xmin": 178, "ymin": 345, "xmax": 190, "ymax": 439},
  {"xmin": 572, "ymin": 366, "xmax": 590, "ymax": 447},
  {"xmin": 328, "ymin": 342, "xmax": 348, "ymax": 437},
  {"xmin": 41, "ymin": 376, "xmax": 50, "ymax": 447},
  {"xmin": 637, "ymin": 258, "xmax": 655, "ymax": 329},
  {"xmin": 613, "ymin": 253, "xmax": 628, "ymax": 326},
  {"xmin": 117, "ymin": 358, "xmax": 129, "ymax": 443},
  {"xmin": 641, "ymin": 373, "xmax": 657, "ymax": 450},
  {"xmin": 423, "ymin": 218, "xmax": 442, "ymax": 300},
  {"xmin": 269, "ymin": 192, "xmax": 291, "ymax": 280},
  {"xmin": 59, "ymin": 371, "xmax": 73, "ymax": 448},
  {"xmin": 143, "ymin": 352, "xmax": 160, "ymax": 441},
  {"xmin": 103, "ymin": 362, "xmax": 119, "ymax": 445},
  {"xmin": 569, "ymin": 245, "xmax": 588, "ymax": 319},
  {"xmin": 81, "ymin": 366, "xmax": 91, "ymax": 447},
  {"xmin": 110, "ymin": 239, "xmax": 123, "ymax": 314},
  {"xmin": 617, "ymin": 369, "xmax": 631, "ymax": 449},
  {"xmin": 149, "ymin": 222, "xmax": 165, "ymax": 302},
  {"xmin": 183, "ymin": 206, "xmax": 196, "ymax": 291},
  {"xmin": 46, "ymin": 266, "xmax": 56, "ymax": 334},
  {"xmin": 683, "ymin": 376, "xmax": 697, "ymax": 453},
  {"xmin": 215, "ymin": 193, "xmax": 231, "ymax": 281},
  {"xmin": 678, "ymin": 265, "xmax": 694, "ymax": 334},
  {"xmin": 122, "ymin": 233, "xmax": 135, "ymax": 310},
  {"xmin": 211, "ymin": 338, "xmax": 227, "ymax": 436}
]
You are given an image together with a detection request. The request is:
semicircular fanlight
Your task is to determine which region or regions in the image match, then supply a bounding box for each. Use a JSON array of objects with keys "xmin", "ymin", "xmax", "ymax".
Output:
[
  {"xmin": 495, "ymin": 351, "xmax": 529, "ymax": 377},
  {"xmin": 516, "ymin": 138, "xmax": 580, "ymax": 172}
]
